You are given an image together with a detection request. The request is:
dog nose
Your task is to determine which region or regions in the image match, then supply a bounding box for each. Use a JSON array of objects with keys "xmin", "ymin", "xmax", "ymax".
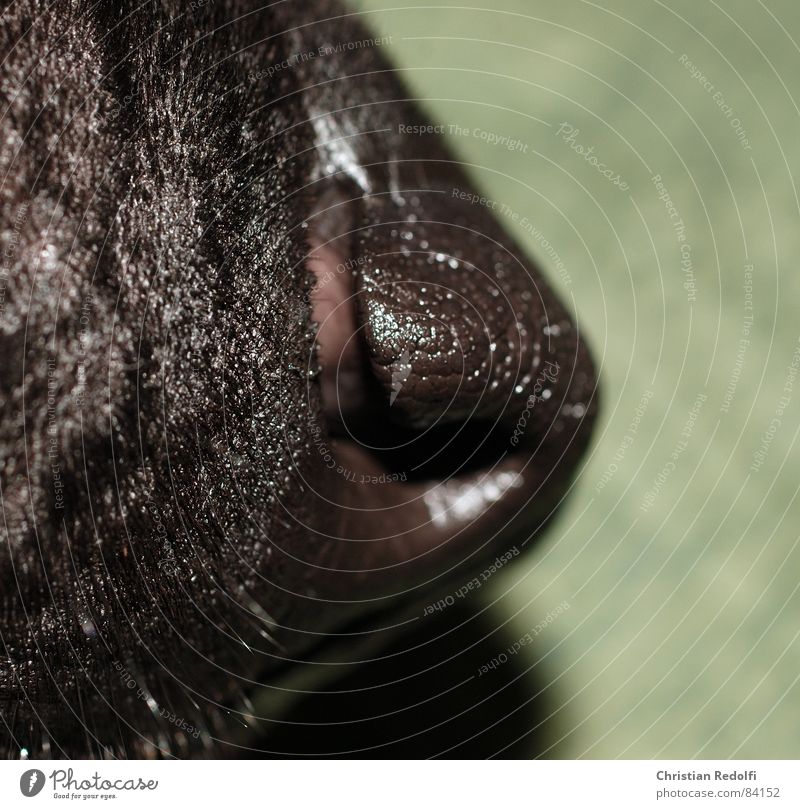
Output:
[{"xmin": 298, "ymin": 173, "xmax": 598, "ymax": 601}]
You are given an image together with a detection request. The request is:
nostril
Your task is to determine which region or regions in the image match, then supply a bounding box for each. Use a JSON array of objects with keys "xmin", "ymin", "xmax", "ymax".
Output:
[{"xmin": 366, "ymin": 418, "xmax": 525, "ymax": 482}]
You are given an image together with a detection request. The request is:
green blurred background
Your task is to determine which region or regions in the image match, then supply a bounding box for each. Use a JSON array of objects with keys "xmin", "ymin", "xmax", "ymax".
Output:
[{"xmin": 353, "ymin": 0, "xmax": 800, "ymax": 758}]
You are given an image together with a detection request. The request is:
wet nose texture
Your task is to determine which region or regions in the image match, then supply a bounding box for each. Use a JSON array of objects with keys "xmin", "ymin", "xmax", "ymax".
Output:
[
  {"xmin": 354, "ymin": 191, "xmax": 584, "ymax": 434},
  {"xmin": 300, "ymin": 180, "xmax": 598, "ymax": 601}
]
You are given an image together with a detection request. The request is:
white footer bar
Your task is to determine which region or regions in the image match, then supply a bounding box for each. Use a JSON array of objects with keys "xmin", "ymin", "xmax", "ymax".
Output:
[{"xmin": 3, "ymin": 760, "xmax": 796, "ymax": 808}]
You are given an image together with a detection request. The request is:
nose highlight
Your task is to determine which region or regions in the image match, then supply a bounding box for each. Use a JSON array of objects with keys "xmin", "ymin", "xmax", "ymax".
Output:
[{"xmin": 352, "ymin": 192, "xmax": 576, "ymax": 439}]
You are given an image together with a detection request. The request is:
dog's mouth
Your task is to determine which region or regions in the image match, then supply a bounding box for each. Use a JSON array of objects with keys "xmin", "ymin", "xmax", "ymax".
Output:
[{"xmin": 299, "ymin": 179, "xmax": 597, "ymax": 598}]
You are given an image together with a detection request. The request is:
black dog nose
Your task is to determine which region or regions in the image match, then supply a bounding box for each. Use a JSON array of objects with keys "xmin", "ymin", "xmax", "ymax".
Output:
[{"xmin": 295, "ymin": 164, "xmax": 597, "ymax": 601}]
